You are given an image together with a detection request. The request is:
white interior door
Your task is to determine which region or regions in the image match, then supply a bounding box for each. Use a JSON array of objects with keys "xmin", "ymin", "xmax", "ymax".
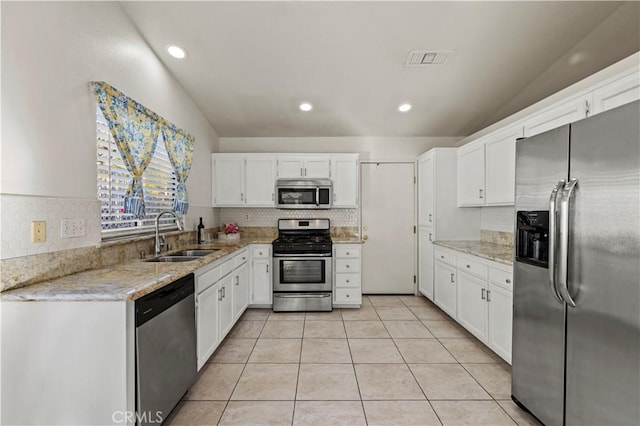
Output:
[{"xmin": 361, "ymin": 162, "xmax": 416, "ymax": 294}]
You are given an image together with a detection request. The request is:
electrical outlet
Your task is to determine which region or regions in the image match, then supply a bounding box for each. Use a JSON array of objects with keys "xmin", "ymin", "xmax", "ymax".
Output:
[
  {"xmin": 31, "ymin": 221, "xmax": 46, "ymax": 243},
  {"xmin": 245, "ymin": 213, "xmax": 250, "ymax": 222},
  {"xmin": 60, "ymin": 219, "xmax": 86, "ymax": 238}
]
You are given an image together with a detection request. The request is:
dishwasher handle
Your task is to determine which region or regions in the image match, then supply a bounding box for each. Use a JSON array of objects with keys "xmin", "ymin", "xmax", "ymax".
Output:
[{"xmin": 136, "ymin": 273, "xmax": 195, "ymax": 327}]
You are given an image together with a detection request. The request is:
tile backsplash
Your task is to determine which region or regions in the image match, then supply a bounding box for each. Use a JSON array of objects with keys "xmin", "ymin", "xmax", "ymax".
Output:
[
  {"xmin": 218, "ymin": 208, "xmax": 358, "ymax": 228},
  {"xmin": 1, "ymin": 194, "xmax": 101, "ymax": 259},
  {"xmin": 480, "ymin": 206, "xmax": 514, "ymax": 233}
]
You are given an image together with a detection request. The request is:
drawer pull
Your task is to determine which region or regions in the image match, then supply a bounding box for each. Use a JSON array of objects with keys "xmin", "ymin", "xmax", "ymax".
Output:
[
  {"xmin": 346, "ymin": 252, "xmax": 350, "ymax": 255},
  {"xmin": 440, "ymin": 255, "xmax": 444, "ymax": 259},
  {"xmin": 466, "ymin": 264, "xmax": 470, "ymax": 268},
  {"xmin": 346, "ymin": 264, "xmax": 350, "ymax": 268},
  {"xmin": 346, "ymin": 279, "xmax": 350, "ymax": 283},
  {"xmin": 346, "ymin": 294, "xmax": 350, "ymax": 298}
]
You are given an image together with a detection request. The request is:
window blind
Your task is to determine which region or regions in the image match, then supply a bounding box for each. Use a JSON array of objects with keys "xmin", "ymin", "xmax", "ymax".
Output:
[{"xmin": 97, "ymin": 106, "xmax": 179, "ymax": 237}]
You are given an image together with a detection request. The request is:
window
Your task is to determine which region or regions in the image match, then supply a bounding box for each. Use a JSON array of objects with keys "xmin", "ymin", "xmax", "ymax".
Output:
[{"xmin": 97, "ymin": 107, "xmax": 180, "ymax": 237}]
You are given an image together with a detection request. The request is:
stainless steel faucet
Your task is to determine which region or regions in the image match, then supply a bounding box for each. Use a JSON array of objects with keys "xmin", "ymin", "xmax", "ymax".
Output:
[{"xmin": 155, "ymin": 211, "xmax": 183, "ymax": 256}]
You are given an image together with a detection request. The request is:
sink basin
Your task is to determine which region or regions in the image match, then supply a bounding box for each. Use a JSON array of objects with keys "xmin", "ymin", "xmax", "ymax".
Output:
[
  {"xmin": 145, "ymin": 256, "xmax": 201, "ymax": 263},
  {"xmin": 173, "ymin": 249, "xmax": 218, "ymax": 257}
]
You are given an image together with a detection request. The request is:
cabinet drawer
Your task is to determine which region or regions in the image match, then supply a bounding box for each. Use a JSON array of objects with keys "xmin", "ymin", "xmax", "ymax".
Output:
[
  {"xmin": 434, "ymin": 247, "xmax": 456, "ymax": 267},
  {"xmin": 252, "ymin": 247, "xmax": 270, "ymax": 259},
  {"xmin": 335, "ymin": 259, "xmax": 361, "ymax": 273},
  {"xmin": 457, "ymin": 256, "xmax": 488, "ymax": 280},
  {"xmin": 489, "ymin": 266, "xmax": 513, "ymax": 291},
  {"xmin": 220, "ymin": 259, "xmax": 234, "ymax": 277},
  {"xmin": 335, "ymin": 247, "xmax": 360, "ymax": 258},
  {"xmin": 335, "ymin": 273, "xmax": 360, "ymax": 288},
  {"xmin": 335, "ymin": 288, "xmax": 362, "ymax": 304},
  {"xmin": 234, "ymin": 251, "xmax": 248, "ymax": 268},
  {"xmin": 196, "ymin": 266, "xmax": 220, "ymax": 294}
]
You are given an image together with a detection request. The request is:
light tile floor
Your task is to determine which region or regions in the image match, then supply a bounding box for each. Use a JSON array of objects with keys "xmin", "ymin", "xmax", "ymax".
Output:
[{"xmin": 166, "ymin": 295, "xmax": 541, "ymax": 426}]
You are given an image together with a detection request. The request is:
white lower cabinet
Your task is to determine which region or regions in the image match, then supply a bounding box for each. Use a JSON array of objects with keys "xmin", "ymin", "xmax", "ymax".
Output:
[
  {"xmin": 456, "ymin": 271, "xmax": 488, "ymax": 341},
  {"xmin": 433, "ymin": 246, "xmax": 513, "ymax": 364},
  {"xmin": 487, "ymin": 282, "xmax": 513, "ymax": 363},
  {"xmin": 195, "ymin": 246, "xmax": 258, "ymax": 370},
  {"xmin": 196, "ymin": 280, "xmax": 220, "ymax": 371},
  {"xmin": 434, "ymin": 260, "xmax": 457, "ymax": 318},
  {"xmin": 218, "ymin": 274, "xmax": 235, "ymax": 339},
  {"xmin": 233, "ymin": 263, "xmax": 249, "ymax": 322},
  {"xmin": 333, "ymin": 244, "xmax": 362, "ymax": 306},
  {"xmin": 251, "ymin": 245, "xmax": 272, "ymax": 305}
]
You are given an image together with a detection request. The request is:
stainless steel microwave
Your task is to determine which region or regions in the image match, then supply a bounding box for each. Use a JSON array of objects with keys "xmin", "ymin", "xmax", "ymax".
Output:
[{"xmin": 276, "ymin": 179, "xmax": 332, "ymax": 209}]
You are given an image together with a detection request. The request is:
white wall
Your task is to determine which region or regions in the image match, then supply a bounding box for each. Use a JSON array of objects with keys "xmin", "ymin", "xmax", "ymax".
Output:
[
  {"xmin": 0, "ymin": 2, "xmax": 218, "ymax": 258},
  {"xmin": 219, "ymin": 136, "xmax": 461, "ymax": 161}
]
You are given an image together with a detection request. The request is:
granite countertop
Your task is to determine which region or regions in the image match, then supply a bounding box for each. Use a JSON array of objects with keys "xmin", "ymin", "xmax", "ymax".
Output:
[
  {"xmin": 1, "ymin": 238, "xmax": 273, "ymax": 302},
  {"xmin": 433, "ymin": 240, "xmax": 513, "ymax": 266}
]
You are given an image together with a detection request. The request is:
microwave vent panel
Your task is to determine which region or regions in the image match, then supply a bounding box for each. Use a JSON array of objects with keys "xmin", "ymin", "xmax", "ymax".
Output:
[{"xmin": 405, "ymin": 50, "xmax": 452, "ymax": 67}]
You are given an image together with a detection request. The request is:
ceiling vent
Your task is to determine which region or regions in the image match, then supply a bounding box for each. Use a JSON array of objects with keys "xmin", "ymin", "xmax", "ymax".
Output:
[{"xmin": 405, "ymin": 50, "xmax": 451, "ymax": 67}]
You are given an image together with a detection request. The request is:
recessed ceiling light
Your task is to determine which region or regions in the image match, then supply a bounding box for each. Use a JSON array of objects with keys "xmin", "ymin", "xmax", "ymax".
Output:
[
  {"xmin": 398, "ymin": 103, "xmax": 412, "ymax": 112},
  {"xmin": 166, "ymin": 45, "xmax": 187, "ymax": 59},
  {"xmin": 299, "ymin": 102, "xmax": 313, "ymax": 112}
]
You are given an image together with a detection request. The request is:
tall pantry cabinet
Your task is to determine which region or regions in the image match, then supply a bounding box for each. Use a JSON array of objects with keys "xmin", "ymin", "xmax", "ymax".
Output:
[{"xmin": 417, "ymin": 148, "xmax": 479, "ymax": 301}]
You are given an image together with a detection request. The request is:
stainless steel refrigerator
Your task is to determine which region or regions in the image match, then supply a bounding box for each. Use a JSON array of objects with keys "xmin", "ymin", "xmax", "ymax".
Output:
[{"xmin": 512, "ymin": 100, "xmax": 639, "ymax": 426}]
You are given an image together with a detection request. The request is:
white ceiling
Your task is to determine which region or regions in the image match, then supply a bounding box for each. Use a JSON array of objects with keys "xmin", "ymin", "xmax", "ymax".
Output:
[{"xmin": 121, "ymin": 1, "xmax": 639, "ymax": 138}]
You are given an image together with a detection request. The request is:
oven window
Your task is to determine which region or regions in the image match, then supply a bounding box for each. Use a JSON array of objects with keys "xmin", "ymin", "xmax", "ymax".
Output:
[
  {"xmin": 280, "ymin": 259, "xmax": 326, "ymax": 284},
  {"xmin": 278, "ymin": 188, "xmax": 316, "ymax": 205}
]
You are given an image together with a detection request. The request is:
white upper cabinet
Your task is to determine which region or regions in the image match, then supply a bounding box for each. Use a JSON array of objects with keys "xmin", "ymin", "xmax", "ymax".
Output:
[
  {"xmin": 331, "ymin": 155, "xmax": 358, "ymax": 208},
  {"xmin": 277, "ymin": 156, "xmax": 330, "ymax": 178},
  {"xmin": 592, "ymin": 70, "xmax": 640, "ymax": 115},
  {"xmin": 484, "ymin": 125, "xmax": 522, "ymax": 206},
  {"xmin": 418, "ymin": 153, "xmax": 435, "ymax": 226},
  {"xmin": 457, "ymin": 141, "xmax": 485, "ymax": 206},
  {"xmin": 212, "ymin": 154, "xmax": 276, "ymax": 207},
  {"xmin": 523, "ymin": 94, "xmax": 591, "ymax": 137},
  {"xmin": 245, "ymin": 156, "xmax": 277, "ymax": 206},
  {"xmin": 212, "ymin": 156, "xmax": 245, "ymax": 206}
]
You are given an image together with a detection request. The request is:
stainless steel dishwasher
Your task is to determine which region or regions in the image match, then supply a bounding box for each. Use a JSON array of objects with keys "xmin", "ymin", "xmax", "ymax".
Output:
[{"xmin": 135, "ymin": 273, "xmax": 196, "ymax": 425}]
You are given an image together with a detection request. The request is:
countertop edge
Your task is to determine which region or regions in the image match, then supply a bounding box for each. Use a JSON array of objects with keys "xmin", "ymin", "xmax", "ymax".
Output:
[{"xmin": 433, "ymin": 240, "xmax": 513, "ymax": 266}]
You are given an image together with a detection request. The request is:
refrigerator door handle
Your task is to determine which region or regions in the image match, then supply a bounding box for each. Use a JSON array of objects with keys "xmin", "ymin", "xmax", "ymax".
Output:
[
  {"xmin": 548, "ymin": 180, "xmax": 565, "ymax": 303},
  {"xmin": 558, "ymin": 178, "xmax": 578, "ymax": 308}
]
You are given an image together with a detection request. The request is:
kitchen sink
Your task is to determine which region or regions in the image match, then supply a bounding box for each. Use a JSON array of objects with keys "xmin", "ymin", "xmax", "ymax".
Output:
[
  {"xmin": 172, "ymin": 249, "xmax": 218, "ymax": 257},
  {"xmin": 145, "ymin": 256, "xmax": 201, "ymax": 262}
]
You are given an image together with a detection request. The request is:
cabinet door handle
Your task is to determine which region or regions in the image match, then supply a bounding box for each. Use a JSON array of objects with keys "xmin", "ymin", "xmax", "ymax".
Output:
[
  {"xmin": 218, "ymin": 288, "xmax": 222, "ymax": 301},
  {"xmin": 429, "ymin": 213, "xmax": 432, "ymax": 222},
  {"xmin": 481, "ymin": 288, "xmax": 486, "ymax": 300},
  {"xmin": 429, "ymin": 233, "xmax": 432, "ymax": 242},
  {"xmin": 222, "ymin": 286, "xmax": 226, "ymax": 298},
  {"xmin": 304, "ymin": 168, "xmax": 307, "ymax": 176},
  {"xmin": 266, "ymin": 264, "xmax": 269, "ymax": 273},
  {"xmin": 479, "ymin": 189, "xmax": 483, "ymax": 199},
  {"xmin": 272, "ymin": 193, "xmax": 275, "ymax": 201},
  {"xmin": 486, "ymin": 290, "xmax": 491, "ymax": 302},
  {"xmin": 240, "ymin": 193, "xmax": 244, "ymax": 201},
  {"xmin": 236, "ymin": 276, "xmax": 240, "ymax": 286},
  {"xmin": 450, "ymin": 273, "xmax": 455, "ymax": 283},
  {"xmin": 300, "ymin": 168, "xmax": 303, "ymax": 177},
  {"xmin": 506, "ymin": 279, "xmax": 511, "ymax": 284}
]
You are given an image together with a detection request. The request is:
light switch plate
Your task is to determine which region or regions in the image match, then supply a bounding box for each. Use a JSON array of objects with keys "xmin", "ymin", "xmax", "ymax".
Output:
[{"xmin": 31, "ymin": 221, "xmax": 46, "ymax": 243}]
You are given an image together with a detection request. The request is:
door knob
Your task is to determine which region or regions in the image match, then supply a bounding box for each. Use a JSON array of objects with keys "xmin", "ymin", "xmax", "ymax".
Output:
[{"xmin": 363, "ymin": 235, "xmax": 368, "ymax": 241}]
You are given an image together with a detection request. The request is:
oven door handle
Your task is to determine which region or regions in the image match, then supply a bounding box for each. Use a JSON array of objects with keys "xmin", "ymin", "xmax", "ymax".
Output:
[
  {"xmin": 273, "ymin": 253, "xmax": 333, "ymax": 258},
  {"xmin": 274, "ymin": 293, "xmax": 331, "ymax": 298}
]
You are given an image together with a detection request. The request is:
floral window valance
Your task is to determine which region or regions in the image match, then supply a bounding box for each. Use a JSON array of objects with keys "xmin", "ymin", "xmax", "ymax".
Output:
[{"xmin": 91, "ymin": 81, "xmax": 195, "ymax": 217}]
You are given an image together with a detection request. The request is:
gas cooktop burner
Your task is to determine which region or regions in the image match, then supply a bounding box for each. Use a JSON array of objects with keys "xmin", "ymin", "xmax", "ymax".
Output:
[{"xmin": 272, "ymin": 218, "xmax": 333, "ymax": 256}]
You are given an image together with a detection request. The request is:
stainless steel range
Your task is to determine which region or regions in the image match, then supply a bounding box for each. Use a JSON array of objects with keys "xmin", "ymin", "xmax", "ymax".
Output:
[{"xmin": 272, "ymin": 219, "xmax": 333, "ymax": 312}]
